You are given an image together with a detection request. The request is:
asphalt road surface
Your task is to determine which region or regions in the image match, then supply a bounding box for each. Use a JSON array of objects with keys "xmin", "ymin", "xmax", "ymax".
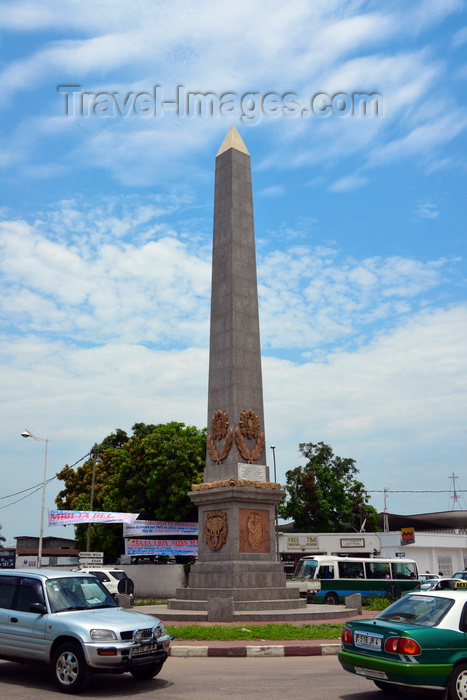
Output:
[{"xmin": 0, "ymin": 656, "xmax": 444, "ymax": 699}]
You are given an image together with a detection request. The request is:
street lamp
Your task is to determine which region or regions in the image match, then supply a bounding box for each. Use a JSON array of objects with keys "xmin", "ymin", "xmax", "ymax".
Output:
[
  {"xmin": 86, "ymin": 444, "xmax": 100, "ymax": 551},
  {"xmin": 270, "ymin": 445, "xmax": 280, "ymax": 562},
  {"xmin": 21, "ymin": 429, "xmax": 49, "ymax": 569}
]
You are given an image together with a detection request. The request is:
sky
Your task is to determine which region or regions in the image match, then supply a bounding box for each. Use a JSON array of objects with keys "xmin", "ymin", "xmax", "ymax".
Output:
[{"xmin": 1, "ymin": 0, "xmax": 466, "ymax": 546}]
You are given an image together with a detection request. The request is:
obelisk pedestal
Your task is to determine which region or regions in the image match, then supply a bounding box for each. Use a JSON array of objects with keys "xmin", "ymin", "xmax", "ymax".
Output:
[{"xmin": 168, "ymin": 127, "xmax": 306, "ymax": 619}]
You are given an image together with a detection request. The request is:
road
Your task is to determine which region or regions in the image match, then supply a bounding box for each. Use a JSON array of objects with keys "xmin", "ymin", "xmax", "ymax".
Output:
[{"xmin": 0, "ymin": 656, "xmax": 444, "ymax": 699}]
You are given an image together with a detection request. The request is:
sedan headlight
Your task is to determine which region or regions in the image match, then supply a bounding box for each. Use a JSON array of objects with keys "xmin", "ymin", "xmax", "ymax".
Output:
[{"xmin": 90, "ymin": 629, "xmax": 118, "ymax": 641}]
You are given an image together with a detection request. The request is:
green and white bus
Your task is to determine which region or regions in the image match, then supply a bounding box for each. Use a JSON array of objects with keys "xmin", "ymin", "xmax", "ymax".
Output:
[{"xmin": 287, "ymin": 555, "xmax": 419, "ymax": 604}]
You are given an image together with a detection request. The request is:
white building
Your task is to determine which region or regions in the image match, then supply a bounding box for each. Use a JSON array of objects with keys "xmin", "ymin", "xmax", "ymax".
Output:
[{"xmin": 278, "ymin": 511, "xmax": 467, "ymax": 578}]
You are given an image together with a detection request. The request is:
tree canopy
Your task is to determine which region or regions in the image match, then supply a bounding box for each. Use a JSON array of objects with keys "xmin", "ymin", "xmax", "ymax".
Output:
[
  {"xmin": 55, "ymin": 422, "xmax": 206, "ymax": 560},
  {"xmin": 278, "ymin": 442, "xmax": 378, "ymax": 533}
]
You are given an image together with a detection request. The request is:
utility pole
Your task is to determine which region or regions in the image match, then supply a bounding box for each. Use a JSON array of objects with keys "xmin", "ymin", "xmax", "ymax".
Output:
[
  {"xmin": 450, "ymin": 472, "xmax": 461, "ymax": 510},
  {"xmin": 383, "ymin": 488, "xmax": 389, "ymax": 533}
]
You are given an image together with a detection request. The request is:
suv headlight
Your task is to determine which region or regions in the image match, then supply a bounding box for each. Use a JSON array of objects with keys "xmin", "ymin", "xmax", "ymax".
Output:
[
  {"xmin": 153, "ymin": 623, "xmax": 166, "ymax": 639},
  {"xmin": 90, "ymin": 629, "xmax": 118, "ymax": 641}
]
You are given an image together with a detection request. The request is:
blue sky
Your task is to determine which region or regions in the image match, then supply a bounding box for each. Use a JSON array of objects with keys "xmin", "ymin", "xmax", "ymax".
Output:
[{"xmin": 1, "ymin": 0, "xmax": 467, "ymax": 545}]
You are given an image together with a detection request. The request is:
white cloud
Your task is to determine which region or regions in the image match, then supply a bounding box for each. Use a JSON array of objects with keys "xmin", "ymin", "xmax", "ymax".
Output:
[
  {"xmin": 452, "ymin": 25, "xmax": 467, "ymax": 48},
  {"xmin": 258, "ymin": 245, "xmax": 454, "ymax": 350},
  {"xmin": 1, "ymin": 204, "xmax": 458, "ymax": 356},
  {"xmin": 411, "ymin": 200, "xmax": 440, "ymax": 221},
  {"xmin": 262, "ymin": 303, "xmax": 467, "ymax": 511},
  {"xmin": 0, "ymin": 209, "xmax": 212, "ymax": 346},
  {"xmin": 329, "ymin": 173, "xmax": 369, "ymax": 192},
  {"xmin": 1, "ymin": 1, "xmax": 465, "ymax": 187},
  {"xmin": 2, "ymin": 301, "xmax": 465, "ymax": 538},
  {"xmin": 259, "ymin": 186, "xmax": 286, "ymax": 198}
]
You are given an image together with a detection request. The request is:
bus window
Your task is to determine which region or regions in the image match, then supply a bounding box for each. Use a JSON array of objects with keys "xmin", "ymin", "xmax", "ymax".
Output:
[
  {"xmin": 317, "ymin": 565, "xmax": 334, "ymax": 579},
  {"xmin": 365, "ymin": 562, "xmax": 391, "ymax": 579},
  {"xmin": 338, "ymin": 561, "xmax": 364, "ymax": 579},
  {"xmin": 391, "ymin": 562, "xmax": 418, "ymax": 580}
]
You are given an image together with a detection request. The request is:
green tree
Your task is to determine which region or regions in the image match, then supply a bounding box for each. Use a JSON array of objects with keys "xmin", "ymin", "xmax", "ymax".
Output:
[
  {"xmin": 278, "ymin": 442, "xmax": 378, "ymax": 533},
  {"xmin": 55, "ymin": 422, "xmax": 206, "ymax": 561}
]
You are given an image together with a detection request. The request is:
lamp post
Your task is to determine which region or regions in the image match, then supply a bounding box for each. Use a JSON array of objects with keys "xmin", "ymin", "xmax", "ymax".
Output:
[
  {"xmin": 21, "ymin": 429, "xmax": 49, "ymax": 569},
  {"xmin": 86, "ymin": 444, "xmax": 100, "ymax": 551},
  {"xmin": 270, "ymin": 445, "xmax": 280, "ymax": 562}
]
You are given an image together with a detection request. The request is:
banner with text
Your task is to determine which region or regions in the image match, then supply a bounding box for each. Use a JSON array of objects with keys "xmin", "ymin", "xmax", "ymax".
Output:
[
  {"xmin": 49, "ymin": 510, "xmax": 139, "ymax": 527},
  {"xmin": 125, "ymin": 538, "xmax": 198, "ymax": 556},
  {"xmin": 123, "ymin": 519, "xmax": 198, "ymax": 537}
]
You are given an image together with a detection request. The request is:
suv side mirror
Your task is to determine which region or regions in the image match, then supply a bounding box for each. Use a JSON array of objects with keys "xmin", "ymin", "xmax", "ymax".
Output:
[{"xmin": 29, "ymin": 602, "xmax": 47, "ymax": 615}]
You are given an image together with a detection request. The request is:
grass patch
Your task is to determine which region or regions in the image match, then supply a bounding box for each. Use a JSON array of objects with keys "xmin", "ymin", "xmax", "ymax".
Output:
[
  {"xmin": 362, "ymin": 597, "xmax": 391, "ymax": 611},
  {"xmin": 165, "ymin": 623, "xmax": 344, "ymax": 641},
  {"xmin": 134, "ymin": 598, "xmax": 167, "ymax": 606}
]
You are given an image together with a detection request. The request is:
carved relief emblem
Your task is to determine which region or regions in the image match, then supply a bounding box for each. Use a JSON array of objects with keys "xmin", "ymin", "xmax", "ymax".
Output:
[
  {"xmin": 239, "ymin": 508, "xmax": 269, "ymax": 553},
  {"xmin": 205, "ymin": 511, "xmax": 228, "ymax": 551},
  {"xmin": 206, "ymin": 410, "xmax": 233, "ymax": 465},
  {"xmin": 246, "ymin": 511, "xmax": 264, "ymax": 550},
  {"xmin": 234, "ymin": 409, "xmax": 265, "ymax": 463}
]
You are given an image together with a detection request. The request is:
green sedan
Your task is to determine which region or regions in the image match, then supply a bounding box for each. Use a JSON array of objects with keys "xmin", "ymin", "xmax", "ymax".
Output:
[{"xmin": 339, "ymin": 580, "xmax": 467, "ymax": 698}]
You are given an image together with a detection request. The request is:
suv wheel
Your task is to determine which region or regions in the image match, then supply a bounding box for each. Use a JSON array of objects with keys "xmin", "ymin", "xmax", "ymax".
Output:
[{"xmin": 52, "ymin": 642, "xmax": 91, "ymax": 694}]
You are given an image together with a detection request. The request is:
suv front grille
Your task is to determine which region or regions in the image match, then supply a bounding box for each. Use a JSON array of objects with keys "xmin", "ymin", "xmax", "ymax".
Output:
[{"xmin": 120, "ymin": 627, "xmax": 153, "ymax": 641}]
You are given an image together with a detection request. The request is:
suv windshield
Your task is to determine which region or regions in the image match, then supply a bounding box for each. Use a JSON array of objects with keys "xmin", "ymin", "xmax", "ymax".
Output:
[
  {"xmin": 46, "ymin": 576, "xmax": 116, "ymax": 612},
  {"xmin": 376, "ymin": 594, "xmax": 454, "ymax": 627}
]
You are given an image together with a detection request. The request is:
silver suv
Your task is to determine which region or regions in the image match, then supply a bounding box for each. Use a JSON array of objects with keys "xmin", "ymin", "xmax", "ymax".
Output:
[{"xmin": 0, "ymin": 569, "xmax": 171, "ymax": 693}]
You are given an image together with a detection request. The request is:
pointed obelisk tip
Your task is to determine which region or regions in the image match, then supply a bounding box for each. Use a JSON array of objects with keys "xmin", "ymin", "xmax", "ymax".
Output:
[{"xmin": 216, "ymin": 125, "xmax": 250, "ymax": 157}]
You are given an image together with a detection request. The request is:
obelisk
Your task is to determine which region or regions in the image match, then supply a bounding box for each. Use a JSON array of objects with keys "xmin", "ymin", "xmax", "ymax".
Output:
[
  {"xmin": 205, "ymin": 125, "xmax": 265, "ymax": 483},
  {"xmin": 169, "ymin": 126, "xmax": 305, "ymax": 619}
]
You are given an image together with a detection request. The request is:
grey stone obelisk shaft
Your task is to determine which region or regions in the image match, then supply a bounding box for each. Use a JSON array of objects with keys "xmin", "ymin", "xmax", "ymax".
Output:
[
  {"xmin": 206, "ymin": 130, "xmax": 265, "ymax": 482},
  {"xmin": 168, "ymin": 128, "xmax": 307, "ymax": 619}
]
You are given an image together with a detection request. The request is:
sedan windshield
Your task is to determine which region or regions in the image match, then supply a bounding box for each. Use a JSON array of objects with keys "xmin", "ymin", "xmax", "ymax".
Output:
[
  {"xmin": 46, "ymin": 576, "xmax": 116, "ymax": 612},
  {"xmin": 377, "ymin": 594, "xmax": 454, "ymax": 627}
]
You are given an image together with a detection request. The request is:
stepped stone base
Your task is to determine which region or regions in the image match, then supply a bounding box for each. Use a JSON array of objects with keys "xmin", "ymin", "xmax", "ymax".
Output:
[
  {"xmin": 152, "ymin": 603, "xmax": 359, "ymax": 623},
  {"xmin": 168, "ymin": 560, "xmax": 307, "ymax": 617}
]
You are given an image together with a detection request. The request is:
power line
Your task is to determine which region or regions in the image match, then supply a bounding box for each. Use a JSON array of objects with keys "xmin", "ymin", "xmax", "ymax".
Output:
[
  {"xmin": 368, "ymin": 489, "xmax": 467, "ymax": 493},
  {"xmin": 0, "ymin": 453, "xmax": 91, "ymax": 511}
]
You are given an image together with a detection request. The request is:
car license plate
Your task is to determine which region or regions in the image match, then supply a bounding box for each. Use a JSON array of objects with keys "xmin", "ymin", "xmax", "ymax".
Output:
[
  {"xmin": 354, "ymin": 632, "xmax": 383, "ymax": 650},
  {"xmin": 355, "ymin": 666, "xmax": 387, "ymax": 680},
  {"xmin": 132, "ymin": 642, "xmax": 159, "ymax": 656}
]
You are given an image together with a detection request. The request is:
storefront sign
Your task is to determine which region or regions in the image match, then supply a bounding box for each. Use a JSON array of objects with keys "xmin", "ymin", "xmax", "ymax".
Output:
[
  {"xmin": 340, "ymin": 538, "xmax": 365, "ymax": 548},
  {"xmin": 401, "ymin": 527, "xmax": 415, "ymax": 545},
  {"xmin": 286, "ymin": 535, "xmax": 319, "ymax": 549}
]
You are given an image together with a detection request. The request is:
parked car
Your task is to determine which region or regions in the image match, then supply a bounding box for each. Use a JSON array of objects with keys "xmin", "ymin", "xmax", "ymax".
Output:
[
  {"xmin": 419, "ymin": 578, "xmax": 440, "ymax": 591},
  {"xmin": 419, "ymin": 573, "xmax": 441, "ymax": 583},
  {"xmin": 0, "ymin": 569, "xmax": 171, "ymax": 693},
  {"xmin": 338, "ymin": 580, "xmax": 467, "ymax": 698},
  {"xmin": 453, "ymin": 571, "xmax": 467, "ymax": 581},
  {"xmin": 77, "ymin": 567, "xmax": 134, "ymax": 603}
]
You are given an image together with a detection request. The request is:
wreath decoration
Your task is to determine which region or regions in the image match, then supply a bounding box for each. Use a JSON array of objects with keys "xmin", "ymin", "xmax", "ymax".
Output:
[{"xmin": 206, "ymin": 409, "xmax": 233, "ymax": 465}]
